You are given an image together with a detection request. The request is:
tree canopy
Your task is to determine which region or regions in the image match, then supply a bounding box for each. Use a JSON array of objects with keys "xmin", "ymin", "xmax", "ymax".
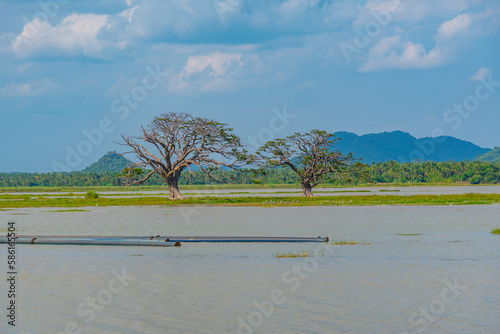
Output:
[
  {"xmin": 256, "ymin": 130, "xmax": 363, "ymax": 197},
  {"xmin": 119, "ymin": 112, "xmax": 247, "ymax": 199}
]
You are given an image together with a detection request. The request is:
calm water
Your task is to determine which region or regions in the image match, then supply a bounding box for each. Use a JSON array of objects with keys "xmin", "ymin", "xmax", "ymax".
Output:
[
  {"xmin": 8, "ymin": 185, "xmax": 500, "ymax": 198},
  {"xmin": 1, "ymin": 204, "xmax": 499, "ymax": 333}
]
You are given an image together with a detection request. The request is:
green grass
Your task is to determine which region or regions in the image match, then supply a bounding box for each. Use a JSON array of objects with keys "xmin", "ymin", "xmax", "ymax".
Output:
[
  {"xmin": 491, "ymin": 228, "xmax": 500, "ymax": 235},
  {"xmin": 0, "ymin": 193, "xmax": 499, "ymax": 209},
  {"xmin": 84, "ymin": 191, "xmax": 99, "ymax": 199},
  {"xmin": 331, "ymin": 240, "xmax": 371, "ymax": 245}
]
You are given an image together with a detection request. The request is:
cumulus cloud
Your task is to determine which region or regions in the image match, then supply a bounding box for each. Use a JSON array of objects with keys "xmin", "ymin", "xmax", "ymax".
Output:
[
  {"xmin": 182, "ymin": 52, "xmax": 241, "ymax": 78},
  {"xmin": 359, "ymin": 35, "xmax": 443, "ymax": 71},
  {"xmin": 0, "ymin": 79, "xmax": 58, "ymax": 97},
  {"xmin": 437, "ymin": 13, "xmax": 472, "ymax": 39},
  {"xmin": 7, "ymin": 1, "xmax": 335, "ymax": 59},
  {"xmin": 469, "ymin": 67, "xmax": 492, "ymax": 81},
  {"xmin": 3, "ymin": 0, "xmax": 498, "ymax": 67},
  {"xmin": 358, "ymin": 9, "xmax": 488, "ymax": 72},
  {"xmin": 170, "ymin": 52, "xmax": 243, "ymax": 92},
  {"xmin": 12, "ymin": 14, "xmax": 110, "ymax": 59}
]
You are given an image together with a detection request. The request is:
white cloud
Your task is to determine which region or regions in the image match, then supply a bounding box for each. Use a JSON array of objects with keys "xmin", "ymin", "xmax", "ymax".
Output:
[
  {"xmin": 437, "ymin": 13, "xmax": 472, "ymax": 39},
  {"xmin": 358, "ymin": 10, "xmax": 490, "ymax": 72},
  {"xmin": 470, "ymin": 67, "xmax": 492, "ymax": 81},
  {"xmin": 182, "ymin": 52, "xmax": 241, "ymax": 78},
  {"xmin": 170, "ymin": 52, "xmax": 243, "ymax": 92},
  {"xmin": 11, "ymin": 14, "xmax": 111, "ymax": 59},
  {"xmin": 359, "ymin": 35, "xmax": 443, "ymax": 71},
  {"xmin": 0, "ymin": 79, "xmax": 58, "ymax": 97}
]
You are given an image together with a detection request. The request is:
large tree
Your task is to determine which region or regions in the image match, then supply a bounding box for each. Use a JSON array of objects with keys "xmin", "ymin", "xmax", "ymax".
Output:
[
  {"xmin": 119, "ymin": 113, "xmax": 247, "ymax": 199},
  {"xmin": 256, "ymin": 130, "xmax": 362, "ymax": 197}
]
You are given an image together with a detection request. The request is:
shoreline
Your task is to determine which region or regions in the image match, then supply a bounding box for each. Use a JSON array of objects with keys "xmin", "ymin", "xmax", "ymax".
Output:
[
  {"xmin": 1, "ymin": 193, "xmax": 500, "ymax": 209},
  {"xmin": 0, "ymin": 182, "xmax": 497, "ymax": 193}
]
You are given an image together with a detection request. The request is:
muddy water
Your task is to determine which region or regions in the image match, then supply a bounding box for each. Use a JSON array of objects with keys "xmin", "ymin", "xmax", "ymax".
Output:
[{"xmin": 0, "ymin": 204, "xmax": 499, "ymax": 333}]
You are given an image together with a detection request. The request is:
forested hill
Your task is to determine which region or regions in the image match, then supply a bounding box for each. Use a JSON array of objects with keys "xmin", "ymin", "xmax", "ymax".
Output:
[
  {"xmin": 332, "ymin": 131, "xmax": 490, "ymax": 163},
  {"xmin": 475, "ymin": 147, "xmax": 500, "ymax": 163},
  {"xmin": 81, "ymin": 151, "xmax": 133, "ymax": 173}
]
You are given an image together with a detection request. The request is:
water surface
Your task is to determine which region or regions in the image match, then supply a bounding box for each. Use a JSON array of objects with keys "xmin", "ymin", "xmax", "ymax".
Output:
[{"xmin": 0, "ymin": 204, "xmax": 499, "ymax": 333}]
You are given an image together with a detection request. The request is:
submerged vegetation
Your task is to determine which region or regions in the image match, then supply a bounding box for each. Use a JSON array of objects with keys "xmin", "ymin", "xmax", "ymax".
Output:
[
  {"xmin": 44, "ymin": 209, "xmax": 91, "ymax": 212},
  {"xmin": 275, "ymin": 251, "xmax": 309, "ymax": 258},
  {"xmin": 331, "ymin": 240, "xmax": 371, "ymax": 245},
  {"xmin": 491, "ymin": 228, "xmax": 500, "ymax": 235}
]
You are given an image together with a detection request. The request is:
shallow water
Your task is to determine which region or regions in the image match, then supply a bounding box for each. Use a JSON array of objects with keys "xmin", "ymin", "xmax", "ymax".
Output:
[
  {"xmin": 1, "ymin": 204, "xmax": 499, "ymax": 333},
  {"xmin": 7, "ymin": 184, "xmax": 500, "ymax": 198}
]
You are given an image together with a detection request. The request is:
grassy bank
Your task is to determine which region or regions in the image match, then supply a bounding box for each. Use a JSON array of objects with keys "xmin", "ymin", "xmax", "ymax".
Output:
[
  {"xmin": 1, "ymin": 193, "xmax": 499, "ymax": 208},
  {"xmin": 1, "ymin": 182, "xmax": 495, "ymax": 193}
]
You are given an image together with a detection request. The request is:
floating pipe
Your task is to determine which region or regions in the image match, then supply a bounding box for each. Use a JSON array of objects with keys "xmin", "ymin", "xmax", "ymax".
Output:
[
  {"xmin": 0, "ymin": 237, "xmax": 180, "ymax": 247},
  {"xmin": 6, "ymin": 235, "xmax": 329, "ymax": 243}
]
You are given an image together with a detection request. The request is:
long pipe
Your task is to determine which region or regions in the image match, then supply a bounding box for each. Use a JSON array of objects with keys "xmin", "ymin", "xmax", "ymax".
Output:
[
  {"xmin": 0, "ymin": 237, "xmax": 180, "ymax": 247},
  {"xmin": 3, "ymin": 235, "xmax": 329, "ymax": 243}
]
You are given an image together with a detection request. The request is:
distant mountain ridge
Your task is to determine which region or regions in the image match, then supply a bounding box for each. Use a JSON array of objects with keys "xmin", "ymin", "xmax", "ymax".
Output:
[
  {"xmin": 82, "ymin": 133, "xmax": 492, "ymax": 173},
  {"xmin": 82, "ymin": 151, "xmax": 133, "ymax": 173},
  {"xmin": 332, "ymin": 131, "xmax": 490, "ymax": 163},
  {"xmin": 475, "ymin": 147, "xmax": 500, "ymax": 163}
]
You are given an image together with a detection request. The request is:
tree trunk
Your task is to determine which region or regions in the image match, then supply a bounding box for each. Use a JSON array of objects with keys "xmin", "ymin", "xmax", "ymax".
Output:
[
  {"xmin": 301, "ymin": 181, "xmax": 314, "ymax": 197},
  {"xmin": 166, "ymin": 174, "xmax": 184, "ymax": 200}
]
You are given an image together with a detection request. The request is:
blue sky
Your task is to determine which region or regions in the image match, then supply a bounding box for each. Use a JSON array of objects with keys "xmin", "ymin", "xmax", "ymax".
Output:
[{"xmin": 1, "ymin": 0, "xmax": 499, "ymax": 172}]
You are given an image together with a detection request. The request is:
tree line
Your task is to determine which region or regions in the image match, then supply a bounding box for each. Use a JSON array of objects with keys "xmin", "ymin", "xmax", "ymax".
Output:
[{"xmin": 1, "ymin": 160, "xmax": 498, "ymax": 188}]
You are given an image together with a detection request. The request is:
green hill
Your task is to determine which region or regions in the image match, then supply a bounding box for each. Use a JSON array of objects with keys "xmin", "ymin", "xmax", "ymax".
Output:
[
  {"xmin": 81, "ymin": 151, "xmax": 133, "ymax": 173},
  {"xmin": 333, "ymin": 131, "xmax": 491, "ymax": 163},
  {"xmin": 475, "ymin": 147, "xmax": 500, "ymax": 163}
]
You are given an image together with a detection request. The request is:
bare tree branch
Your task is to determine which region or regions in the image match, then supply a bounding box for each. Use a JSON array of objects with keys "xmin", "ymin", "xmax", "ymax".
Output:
[
  {"xmin": 256, "ymin": 130, "xmax": 364, "ymax": 197},
  {"xmin": 116, "ymin": 113, "xmax": 249, "ymax": 199}
]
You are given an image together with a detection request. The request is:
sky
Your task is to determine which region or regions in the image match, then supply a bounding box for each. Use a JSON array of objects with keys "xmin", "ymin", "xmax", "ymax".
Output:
[{"xmin": 0, "ymin": 0, "xmax": 499, "ymax": 172}]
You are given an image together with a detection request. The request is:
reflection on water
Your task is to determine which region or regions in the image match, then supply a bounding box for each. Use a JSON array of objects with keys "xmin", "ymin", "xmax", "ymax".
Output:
[{"xmin": 1, "ymin": 205, "xmax": 499, "ymax": 333}]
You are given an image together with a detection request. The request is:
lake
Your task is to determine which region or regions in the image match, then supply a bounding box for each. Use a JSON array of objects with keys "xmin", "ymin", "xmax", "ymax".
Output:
[{"xmin": 1, "ymin": 204, "xmax": 499, "ymax": 333}]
